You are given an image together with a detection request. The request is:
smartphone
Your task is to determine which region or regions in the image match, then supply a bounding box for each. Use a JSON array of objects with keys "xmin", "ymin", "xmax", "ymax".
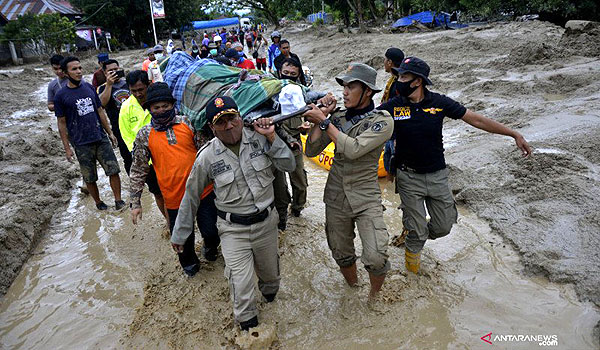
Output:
[{"xmin": 115, "ymin": 69, "xmax": 125, "ymax": 78}]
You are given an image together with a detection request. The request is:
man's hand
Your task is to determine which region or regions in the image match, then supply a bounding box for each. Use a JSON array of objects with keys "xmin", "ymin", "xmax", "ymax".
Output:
[
  {"xmin": 514, "ymin": 133, "xmax": 532, "ymax": 157},
  {"xmin": 303, "ymin": 104, "xmax": 327, "ymax": 124},
  {"xmin": 317, "ymin": 93, "xmax": 337, "ymax": 116},
  {"xmin": 65, "ymin": 147, "xmax": 74, "ymax": 163},
  {"xmin": 253, "ymin": 117, "xmax": 275, "ymax": 138},
  {"xmin": 298, "ymin": 121, "xmax": 311, "ymax": 133},
  {"xmin": 109, "ymin": 134, "xmax": 118, "ymax": 148},
  {"xmin": 290, "ymin": 141, "xmax": 301, "ymax": 151},
  {"xmin": 131, "ymin": 207, "xmax": 142, "ymax": 224},
  {"xmin": 106, "ymin": 70, "xmax": 117, "ymax": 86},
  {"xmin": 171, "ymin": 243, "xmax": 184, "ymax": 254}
]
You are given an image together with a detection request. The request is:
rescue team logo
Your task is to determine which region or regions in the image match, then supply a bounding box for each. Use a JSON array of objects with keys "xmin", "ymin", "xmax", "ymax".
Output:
[
  {"xmin": 423, "ymin": 108, "xmax": 443, "ymax": 115},
  {"xmin": 393, "ymin": 106, "xmax": 411, "ymax": 120},
  {"xmin": 214, "ymin": 97, "xmax": 224, "ymax": 108}
]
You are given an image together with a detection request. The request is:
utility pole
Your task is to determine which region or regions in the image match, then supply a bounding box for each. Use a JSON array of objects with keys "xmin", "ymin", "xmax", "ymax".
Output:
[{"xmin": 149, "ymin": 0, "xmax": 158, "ymax": 45}]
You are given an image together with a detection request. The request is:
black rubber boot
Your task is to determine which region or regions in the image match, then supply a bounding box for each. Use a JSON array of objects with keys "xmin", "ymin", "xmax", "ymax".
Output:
[
  {"xmin": 202, "ymin": 245, "xmax": 219, "ymax": 261},
  {"xmin": 263, "ymin": 293, "xmax": 276, "ymax": 303}
]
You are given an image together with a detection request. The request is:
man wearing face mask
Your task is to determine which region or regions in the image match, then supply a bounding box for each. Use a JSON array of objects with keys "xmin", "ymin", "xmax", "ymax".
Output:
[
  {"xmin": 147, "ymin": 45, "xmax": 165, "ymax": 83},
  {"xmin": 377, "ymin": 57, "xmax": 532, "ymax": 274},
  {"xmin": 304, "ymin": 63, "xmax": 393, "ymax": 299},
  {"xmin": 172, "ymin": 96, "xmax": 295, "ymax": 331},
  {"xmin": 225, "ymin": 48, "xmax": 256, "ymax": 70},
  {"xmin": 129, "ymin": 83, "xmax": 220, "ymax": 274},
  {"xmin": 274, "ymin": 40, "xmax": 306, "ymax": 86},
  {"xmin": 272, "ymin": 57, "xmax": 309, "ymax": 225}
]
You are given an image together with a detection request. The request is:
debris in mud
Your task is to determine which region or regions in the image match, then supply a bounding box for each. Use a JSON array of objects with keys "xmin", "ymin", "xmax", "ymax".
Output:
[{"xmin": 233, "ymin": 324, "xmax": 278, "ymax": 350}]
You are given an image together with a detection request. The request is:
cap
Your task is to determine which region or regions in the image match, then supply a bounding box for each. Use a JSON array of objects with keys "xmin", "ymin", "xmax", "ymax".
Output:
[
  {"xmin": 142, "ymin": 82, "xmax": 176, "ymax": 109},
  {"xmin": 213, "ymin": 35, "xmax": 222, "ymax": 42},
  {"xmin": 152, "ymin": 44, "xmax": 164, "ymax": 53},
  {"xmin": 385, "ymin": 48, "xmax": 405, "ymax": 67},
  {"xmin": 335, "ymin": 62, "xmax": 381, "ymax": 92},
  {"xmin": 271, "ymin": 31, "xmax": 281, "ymax": 38},
  {"xmin": 208, "ymin": 42, "xmax": 217, "ymax": 49},
  {"xmin": 392, "ymin": 57, "xmax": 433, "ymax": 85},
  {"xmin": 206, "ymin": 96, "xmax": 239, "ymax": 124},
  {"xmin": 224, "ymin": 48, "xmax": 239, "ymax": 59},
  {"xmin": 97, "ymin": 53, "xmax": 109, "ymax": 62}
]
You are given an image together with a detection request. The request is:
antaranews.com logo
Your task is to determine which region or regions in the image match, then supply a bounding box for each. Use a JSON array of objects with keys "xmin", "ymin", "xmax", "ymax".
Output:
[{"xmin": 481, "ymin": 333, "xmax": 558, "ymax": 346}]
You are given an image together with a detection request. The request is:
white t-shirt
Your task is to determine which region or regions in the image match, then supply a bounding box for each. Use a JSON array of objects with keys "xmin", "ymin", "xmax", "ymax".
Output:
[{"xmin": 147, "ymin": 60, "xmax": 163, "ymax": 83}]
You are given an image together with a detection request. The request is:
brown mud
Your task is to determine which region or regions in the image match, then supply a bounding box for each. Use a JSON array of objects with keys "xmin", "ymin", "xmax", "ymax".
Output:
[{"xmin": 1, "ymin": 20, "xmax": 600, "ymax": 350}]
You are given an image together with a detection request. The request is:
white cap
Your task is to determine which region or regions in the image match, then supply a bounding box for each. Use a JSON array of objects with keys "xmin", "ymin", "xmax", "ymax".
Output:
[{"xmin": 214, "ymin": 35, "xmax": 222, "ymax": 41}]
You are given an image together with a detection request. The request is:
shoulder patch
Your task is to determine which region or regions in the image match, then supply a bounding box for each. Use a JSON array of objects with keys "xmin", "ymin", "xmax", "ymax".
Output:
[
  {"xmin": 371, "ymin": 121, "xmax": 387, "ymax": 132},
  {"xmin": 360, "ymin": 120, "xmax": 372, "ymax": 132}
]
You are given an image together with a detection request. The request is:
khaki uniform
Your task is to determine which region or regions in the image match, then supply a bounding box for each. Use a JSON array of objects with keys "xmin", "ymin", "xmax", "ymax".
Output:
[
  {"xmin": 305, "ymin": 108, "xmax": 393, "ymax": 275},
  {"xmin": 273, "ymin": 116, "xmax": 308, "ymax": 220},
  {"xmin": 172, "ymin": 127, "xmax": 295, "ymax": 323}
]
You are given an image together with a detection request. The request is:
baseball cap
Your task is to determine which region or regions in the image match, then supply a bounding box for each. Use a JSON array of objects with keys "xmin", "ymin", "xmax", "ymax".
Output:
[
  {"xmin": 206, "ymin": 96, "xmax": 239, "ymax": 124},
  {"xmin": 392, "ymin": 57, "xmax": 433, "ymax": 85}
]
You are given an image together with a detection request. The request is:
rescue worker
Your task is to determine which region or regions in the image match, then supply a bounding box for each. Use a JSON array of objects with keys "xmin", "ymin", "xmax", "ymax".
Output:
[
  {"xmin": 172, "ymin": 96, "xmax": 295, "ymax": 331},
  {"xmin": 273, "ymin": 57, "xmax": 310, "ymax": 225},
  {"xmin": 304, "ymin": 63, "xmax": 393, "ymax": 298},
  {"xmin": 377, "ymin": 57, "xmax": 532, "ymax": 274},
  {"xmin": 129, "ymin": 83, "xmax": 220, "ymax": 276}
]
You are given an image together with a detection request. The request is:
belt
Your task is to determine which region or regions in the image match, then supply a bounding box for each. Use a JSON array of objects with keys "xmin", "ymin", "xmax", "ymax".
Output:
[{"xmin": 217, "ymin": 202, "xmax": 275, "ymax": 225}]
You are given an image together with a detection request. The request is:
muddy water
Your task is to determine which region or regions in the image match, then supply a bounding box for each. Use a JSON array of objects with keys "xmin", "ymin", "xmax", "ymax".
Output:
[{"xmin": 0, "ymin": 175, "xmax": 149, "ymax": 349}]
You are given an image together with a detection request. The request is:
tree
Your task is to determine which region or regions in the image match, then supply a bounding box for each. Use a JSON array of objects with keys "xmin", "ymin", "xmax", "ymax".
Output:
[
  {"xmin": 0, "ymin": 13, "xmax": 76, "ymax": 57},
  {"xmin": 71, "ymin": 0, "xmax": 209, "ymax": 45}
]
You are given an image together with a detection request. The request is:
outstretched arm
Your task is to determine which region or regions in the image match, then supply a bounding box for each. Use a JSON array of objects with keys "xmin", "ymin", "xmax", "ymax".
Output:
[{"xmin": 461, "ymin": 109, "xmax": 532, "ymax": 157}]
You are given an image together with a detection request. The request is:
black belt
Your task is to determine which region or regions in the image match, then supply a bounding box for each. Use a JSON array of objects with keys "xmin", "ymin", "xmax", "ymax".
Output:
[{"xmin": 217, "ymin": 202, "xmax": 275, "ymax": 225}]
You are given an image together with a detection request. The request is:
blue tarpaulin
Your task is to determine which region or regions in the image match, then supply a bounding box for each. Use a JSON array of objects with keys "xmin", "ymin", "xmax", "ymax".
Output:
[
  {"xmin": 392, "ymin": 11, "xmax": 467, "ymax": 29},
  {"xmin": 307, "ymin": 12, "xmax": 333, "ymax": 24},
  {"xmin": 187, "ymin": 17, "xmax": 239, "ymax": 31}
]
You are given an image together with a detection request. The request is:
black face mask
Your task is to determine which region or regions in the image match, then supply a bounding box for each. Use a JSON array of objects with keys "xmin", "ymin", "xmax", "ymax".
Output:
[
  {"xmin": 67, "ymin": 74, "xmax": 81, "ymax": 86},
  {"xmin": 396, "ymin": 78, "xmax": 417, "ymax": 97},
  {"xmin": 150, "ymin": 107, "xmax": 177, "ymax": 131},
  {"xmin": 280, "ymin": 74, "xmax": 298, "ymax": 82}
]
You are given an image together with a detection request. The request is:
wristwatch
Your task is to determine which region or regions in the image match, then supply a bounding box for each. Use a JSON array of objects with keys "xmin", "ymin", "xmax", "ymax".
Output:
[{"xmin": 319, "ymin": 118, "xmax": 331, "ymax": 131}]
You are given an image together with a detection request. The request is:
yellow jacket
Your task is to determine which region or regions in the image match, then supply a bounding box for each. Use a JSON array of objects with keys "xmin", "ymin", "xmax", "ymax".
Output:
[{"xmin": 118, "ymin": 95, "xmax": 152, "ymax": 151}]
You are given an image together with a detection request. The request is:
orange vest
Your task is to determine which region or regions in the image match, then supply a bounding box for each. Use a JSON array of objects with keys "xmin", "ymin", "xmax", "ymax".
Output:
[{"xmin": 148, "ymin": 123, "xmax": 212, "ymax": 209}]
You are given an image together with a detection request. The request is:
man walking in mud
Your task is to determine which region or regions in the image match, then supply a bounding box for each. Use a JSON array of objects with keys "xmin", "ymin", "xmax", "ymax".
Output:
[
  {"xmin": 47, "ymin": 54, "xmax": 67, "ymax": 112},
  {"xmin": 119, "ymin": 70, "xmax": 167, "ymax": 222},
  {"xmin": 304, "ymin": 63, "xmax": 393, "ymax": 298},
  {"xmin": 381, "ymin": 48, "xmax": 404, "ymax": 181},
  {"xmin": 172, "ymin": 96, "xmax": 295, "ymax": 331},
  {"xmin": 129, "ymin": 83, "xmax": 220, "ymax": 273},
  {"xmin": 378, "ymin": 57, "xmax": 532, "ymax": 274},
  {"xmin": 54, "ymin": 56, "xmax": 125, "ymax": 211}
]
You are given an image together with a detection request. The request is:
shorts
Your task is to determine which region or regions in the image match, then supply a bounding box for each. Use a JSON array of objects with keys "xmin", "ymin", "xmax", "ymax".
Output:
[
  {"xmin": 146, "ymin": 165, "xmax": 162, "ymax": 195},
  {"xmin": 73, "ymin": 137, "xmax": 120, "ymax": 183}
]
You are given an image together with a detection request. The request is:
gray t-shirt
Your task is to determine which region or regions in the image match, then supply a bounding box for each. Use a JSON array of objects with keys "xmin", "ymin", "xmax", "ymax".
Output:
[{"xmin": 48, "ymin": 77, "xmax": 68, "ymax": 103}]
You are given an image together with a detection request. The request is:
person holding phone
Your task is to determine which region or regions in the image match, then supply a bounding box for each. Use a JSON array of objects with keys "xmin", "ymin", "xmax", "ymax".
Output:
[{"xmin": 98, "ymin": 59, "xmax": 132, "ymax": 171}]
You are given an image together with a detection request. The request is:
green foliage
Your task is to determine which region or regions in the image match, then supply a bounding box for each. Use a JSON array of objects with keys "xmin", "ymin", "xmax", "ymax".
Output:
[
  {"xmin": 1, "ymin": 13, "xmax": 76, "ymax": 56},
  {"xmin": 312, "ymin": 18, "xmax": 325, "ymax": 26},
  {"xmin": 71, "ymin": 0, "xmax": 208, "ymax": 45}
]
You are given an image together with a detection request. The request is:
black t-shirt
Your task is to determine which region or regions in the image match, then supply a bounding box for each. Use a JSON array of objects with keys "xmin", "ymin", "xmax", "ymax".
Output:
[
  {"xmin": 378, "ymin": 89, "xmax": 467, "ymax": 173},
  {"xmin": 98, "ymin": 80, "xmax": 130, "ymax": 135}
]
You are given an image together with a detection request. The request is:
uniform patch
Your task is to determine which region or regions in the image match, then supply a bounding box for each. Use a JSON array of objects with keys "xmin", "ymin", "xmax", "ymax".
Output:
[
  {"xmin": 249, "ymin": 149, "xmax": 264, "ymax": 159},
  {"xmin": 423, "ymin": 108, "xmax": 443, "ymax": 115},
  {"xmin": 360, "ymin": 121, "xmax": 371, "ymax": 132},
  {"xmin": 250, "ymin": 139, "xmax": 260, "ymax": 150},
  {"xmin": 393, "ymin": 106, "xmax": 411, "ymax": 120},
  {"xmin": 210, "ymin": 159, "xmax": 231, "ymax": 177},
  {"xmin": 371, "ymin": 121, "xmax": 387, "ymax": 132}
]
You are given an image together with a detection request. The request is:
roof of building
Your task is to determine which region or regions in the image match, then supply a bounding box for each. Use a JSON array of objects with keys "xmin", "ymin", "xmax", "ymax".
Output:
[{"xmin": 0, "ymin": 0, "xmax": 80, "ymax": 21}]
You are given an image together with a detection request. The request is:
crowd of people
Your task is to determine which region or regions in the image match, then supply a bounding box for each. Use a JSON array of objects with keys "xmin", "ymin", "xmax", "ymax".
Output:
[{"xmin": 46, "ymin": 32, "xmax": 532, "ymax": 332}]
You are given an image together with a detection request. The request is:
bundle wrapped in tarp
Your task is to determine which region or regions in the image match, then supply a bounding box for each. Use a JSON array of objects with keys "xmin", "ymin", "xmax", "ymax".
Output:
[{"xmin": 162, "ymin": 51, "xmax": 294, "ymax": 130}]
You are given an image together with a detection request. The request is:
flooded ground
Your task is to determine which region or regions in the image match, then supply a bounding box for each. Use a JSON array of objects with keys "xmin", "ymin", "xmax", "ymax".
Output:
[{"xmin": 1, "ymin": 20, "xmax": 600, "ymax": 350}]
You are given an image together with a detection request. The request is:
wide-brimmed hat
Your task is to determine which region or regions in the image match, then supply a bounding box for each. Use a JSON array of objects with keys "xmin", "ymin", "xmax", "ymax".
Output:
[
  {"xmin": 142, "ymin": 82, "xmax": 176, "ymax": 109},
  {"xmin": 206, "ymin": 96, "xmax": 239, "ymax": 124},
  {"xmin": 392, "ymin": 57, "xmax": 433, "ymax": 85},
  {"xmin": 335, "ymin": 63, "xmax": 381, "ymax": 92}
]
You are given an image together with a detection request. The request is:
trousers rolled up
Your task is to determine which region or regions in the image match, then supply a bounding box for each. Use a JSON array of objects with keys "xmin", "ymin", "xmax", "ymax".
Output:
[
  {"xmin": 217, "ymin": 208, "xmax": 280, "ymax": 323},
  {"xmin": 395, "ymin": 167, "xmax": 457, "ymax": 254},
  {"xmin": 325, "ymin": 196, "xmax": 390, "ymax": 276}
]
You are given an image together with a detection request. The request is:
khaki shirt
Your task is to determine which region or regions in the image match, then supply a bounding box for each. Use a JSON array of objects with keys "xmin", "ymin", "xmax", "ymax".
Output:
[
  {"xmin": 171, "ymin": 127, "xmax": 296, "ymax": 245},
  {"xmin": 305, "ymin": 108, "xmax": 393, "ymax": 213}
]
